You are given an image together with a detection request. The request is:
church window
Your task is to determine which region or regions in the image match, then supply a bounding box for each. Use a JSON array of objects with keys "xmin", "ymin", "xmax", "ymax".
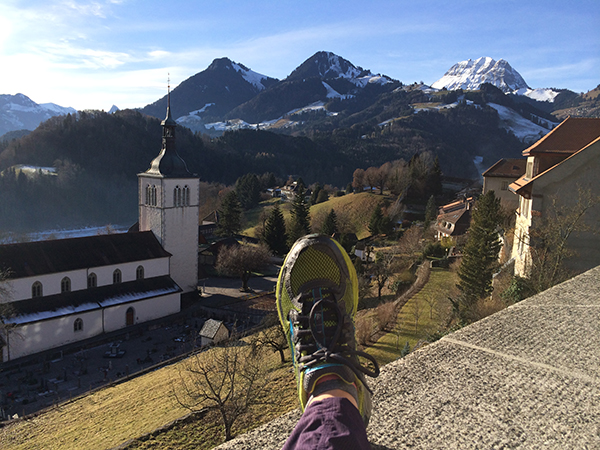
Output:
[
  {"xmin": 145, "ymin": 184, "xmax": 150, "ymax": 205},
  {"xmin": 183, "ymin": 185, "xmax": 190, "ymax": 206},
  {"xmin": 136, "ymin": 265, "xmax": 144, "ymax": 280},
  {"xmin": 32, "ymin": 281, "xmax": 43, "ymax": 298},
  {"xmin": 74, "ymin": 318, "xmax": 83, "ymax": 332},
  {"xmin": 88, "ymin": 272, "xmax": 97, "ymax": 288},
  {"xmin": 152, "ymin": 185, "xmax": 158, "ymax": 206},
  {"xmin": 174, "ymin": 185, "xmax": 182, "ymax": 206},
  {"xmin": 113, "ymin": 269, "xmax": 122, "ymax": 284},
  {"xmin": 61, "ymin": 277, "xmax": 71, "ymax": 293}
]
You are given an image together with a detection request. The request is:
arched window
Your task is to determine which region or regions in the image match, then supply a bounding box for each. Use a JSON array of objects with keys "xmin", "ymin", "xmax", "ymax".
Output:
[
  {"xmin": 32, "ymin": 281, "xmax": 43, "ymax": 298},
  {"xmin": 61, "ymin": 277, "xmax": 71, "ymax": 293},
  {"xmin": 152, "ymin": 185, "xmax": 157, "ymax": 206},
  {"xmin": 113, "ymin": 269, "xmax": 122, "ymax": 284},
  {"xmin": 173, "ymin": 185, "xmax": 181, "ymax": 206},
  {"xmin": 74, "ymin": 318, "xmax": 83, "ymax": 332},
  {"xmin": 145, "ymin": 184, "xmax": 150, "ymax": 205},
  {"xmin": 87, "ymin": 272, "xmax": 97, "ymax": 288},
  {"xmin": 126, "ymin": 307, "xmax": 135, "ymax": 326},
  {"xmin": 183, "ymin": 185, "xmax": 190, "ymax": 206},
  {"xmin": 136, "ymin": 265, "xmax": 144, "ymax": 280}
]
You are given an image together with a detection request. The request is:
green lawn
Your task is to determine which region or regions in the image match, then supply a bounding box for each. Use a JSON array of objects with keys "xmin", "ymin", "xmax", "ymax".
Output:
[{"xmin": 366, "ymin": 267, "xmax": 457, "ymax": 365}]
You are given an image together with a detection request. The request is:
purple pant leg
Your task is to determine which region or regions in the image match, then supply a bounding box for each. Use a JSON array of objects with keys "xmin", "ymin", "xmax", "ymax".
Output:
[{"xmin": 282, "ymin": 397, "xmax": 371, "ymax": 450}]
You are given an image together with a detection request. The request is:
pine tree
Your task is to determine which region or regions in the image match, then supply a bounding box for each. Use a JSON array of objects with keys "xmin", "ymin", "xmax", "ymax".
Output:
[
  {"xmin": 263, "ymin": 204, "xmax": 288, "ymax": 256},
  {"xmin": 288, "ymin": 184, "xmax": 311, "ymax": 245},
  {"xmin": 217, "ymin": 191, "xmax": 242, "ymax": 237},
  {"xmin": 424, "ymin": 195, "xmax": 437, "ymax": 229},
  {"xmin": 321, "ymin": 209, "xmax": 339, "ymax": 236},
  {"xmin": 235, "ymin": 173, "xmax": 261, "ymax": 210},
  {"xmin": 457, "ymin": 191, "xmax": 502, "ymax": 320},
  {"xmin": 369, "ymin": 205, "xmax": 384, "ymax": 235}
]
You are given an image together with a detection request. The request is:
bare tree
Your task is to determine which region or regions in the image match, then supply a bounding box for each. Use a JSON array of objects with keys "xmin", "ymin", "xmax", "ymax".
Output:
[
  {"xmin": 364, "ymin": 166, "xmax": 379, "ymax": 193},
  {"xmin": 526, "ymin": 188, "xmax": 600, "ymax": 293},
  {"xmin": 174, "ymin": 342, "xmax": 270, "ymax": 442},
  {"xmin": 251, "ymin": 315, "xmax": 288, "ymax": 364},
  {"xmin": 375, "ymin": 301, "xmax": 396, "ymax": 332},
  {"xmin": 411, "ymin": 297, "xmax": 423, "ymax": 333},
  {"xmin": 352, "ymin": 168, "xmax": 365, "ymax": 193},
  {"xmin": 216, "ymin": 243, "xmax": 271, "ymax": 292},
  {"xmin": 422, "ymin": 291, "xmax": 436, "ymax": 319},
  {"xmin": 370, "ymin": 251, "xmax": 396, "ymax": 302}
]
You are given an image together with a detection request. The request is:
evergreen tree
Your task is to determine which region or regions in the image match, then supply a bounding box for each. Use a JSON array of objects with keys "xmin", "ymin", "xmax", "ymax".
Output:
[
  {"xmin": 217, "ymin": 191, "xmax": 242, "ymax": 237},
  {"xmin": 235, "ymin": 173, "xmax": 261, "ymax": 210},
  {"xmin": 457, "ymin": 191, "xmax": 502, "ymax": 320},
  {"xmin": 288, "ymin": 184, "xmax": 311, "ymax": 245},
  {"xmin": 263, "ymin": 204, "xmax": 288, "ymax": 256},
  {"xmin": 310, "ymin": 183, "xmax": 322, "ymax": 205},
  {"xmin": 369, "ymin": 205, "xmax": 384, "ymax": 235},
  {"xmin": 424, "ymin": 195, "xmax": 437, "ymax": 229},
  {"xmin": 321, "ymin": 209, "xmax": 339, "ymax": 236}
]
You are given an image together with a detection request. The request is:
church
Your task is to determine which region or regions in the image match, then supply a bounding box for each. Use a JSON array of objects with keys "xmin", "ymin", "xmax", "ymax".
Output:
[{"xmin": 0, "ymin": 95, "xmax": 200, "ymax": 362}]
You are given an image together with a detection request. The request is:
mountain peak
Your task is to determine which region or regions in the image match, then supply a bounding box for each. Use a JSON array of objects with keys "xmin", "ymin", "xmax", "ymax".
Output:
[
  {"xmin": 286, "ymin": 51, "xmax": 367, "ymax": 81},
  {"xmin": 432, "ymin": 57, "xmax": 529, "ymax": 92}
]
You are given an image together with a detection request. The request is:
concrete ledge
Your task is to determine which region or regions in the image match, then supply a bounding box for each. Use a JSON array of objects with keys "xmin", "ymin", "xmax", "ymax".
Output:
[{"xmin": 215, "ymin": 266, "xmax": 600, "ymax": 449}]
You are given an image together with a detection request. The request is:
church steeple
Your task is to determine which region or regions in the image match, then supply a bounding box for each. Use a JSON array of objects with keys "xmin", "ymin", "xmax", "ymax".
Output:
[{"xmin": 145, "ymin": 81, "xmax": 192, "ymax": 178}]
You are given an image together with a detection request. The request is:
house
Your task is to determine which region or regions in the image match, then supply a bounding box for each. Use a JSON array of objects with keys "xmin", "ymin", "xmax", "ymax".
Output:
[
  {"xmin": 435, "ymin": 197, "xmax": 475, "ymax": 240},
  {"xmin": 0, "ymin": 94, "xmax": 200, "ymax": 362},
  {"xmin": 198, "ymin": 319, "xmax": 229, "ymax": 346},
  {"xmin": 280, "ymin": 182, "xmax": 311, "ymax": 201},
  {"xmin": 509, "ymin": 117, "xmax": 600, "ymax": 276},
  {"xmin": 482, "ymin": 158, "xmax": 526, "ymax": 211}
]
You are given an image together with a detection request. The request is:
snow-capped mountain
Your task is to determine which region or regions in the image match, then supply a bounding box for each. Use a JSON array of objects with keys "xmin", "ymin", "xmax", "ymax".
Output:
[
  {"xmin": 219, "ymin": 51, "xmax": 397, "ymax": 126},
  {"xmin": 0, "ymin": 94, "xmax": 76, "ymax": 137},
  {"xmin": 139, "ymin": 57, "xmax": 278, "ymax": 129},
  {"xmin": 432, "ymin": 57, "xmax": 529, "ymax": 93}
]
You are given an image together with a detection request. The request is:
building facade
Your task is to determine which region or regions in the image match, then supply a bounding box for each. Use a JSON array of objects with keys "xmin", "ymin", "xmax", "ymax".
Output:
[
  {"xmin": 0, "ymin": 98, "xmax": 200, "ymax": 361},
  {"xmin": 509, "ymin": 118, "xmax": 600, "ymax": 276}
]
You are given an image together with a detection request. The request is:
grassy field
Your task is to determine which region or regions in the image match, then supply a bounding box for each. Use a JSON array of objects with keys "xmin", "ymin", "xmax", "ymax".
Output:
[
  {"xmin": 243, "ymin": 191, "xmax": 390, "ymax": 239},
  {"xmin": 1, "ymin": 268, "xmax": 457, "ymax": 450},
  {"xmin": 367, "ymin": 267, "xmax": 457, "ymax": 366}
]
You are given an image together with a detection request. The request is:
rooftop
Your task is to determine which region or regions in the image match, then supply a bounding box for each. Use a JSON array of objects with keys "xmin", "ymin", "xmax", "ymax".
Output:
[
  {"xmin": 215, "ymin": 265, "xmax": 600, "ymax": 449},
  {"xmin": 482, "ymin": 158, "xmax": 526, "ymax": 178},
  {"xmin": 522, "ymin": 117, "xmax": 600, "ymax": 156},
  {"xmin": 0, "ymin": 231, "xmax": 171, "ymax": 278}
]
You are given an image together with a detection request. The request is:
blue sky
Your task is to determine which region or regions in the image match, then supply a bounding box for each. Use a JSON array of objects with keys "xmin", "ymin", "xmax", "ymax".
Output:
[{"xmin": 1, "ymin": 0, "xmax": 598, "ymax": 111}]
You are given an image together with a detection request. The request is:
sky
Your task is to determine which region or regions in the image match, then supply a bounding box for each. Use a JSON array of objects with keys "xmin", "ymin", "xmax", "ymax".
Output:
[{"xmin": 0, "ymin": 0, "xmax": 598, "ymax": 111}]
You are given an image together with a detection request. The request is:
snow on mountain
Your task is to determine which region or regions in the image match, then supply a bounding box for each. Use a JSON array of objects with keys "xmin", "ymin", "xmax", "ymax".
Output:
[
  {"xmin": 488, "ymin": 103, "xmax": 554, "ymax": 143},
  {"xmin": 0, "ymin": 93, "xmax": 76, "ymax": 136},
  {"xmin": 513, "ymin": 87, "xmax": 560, "ymax": 103},
  {"xmin": 230, "ymin": 62, "xmax": 272, "ymax": 91},
  {"xmin": 432, "ymin": 57, "xmax": 529, "ymax": 93}
]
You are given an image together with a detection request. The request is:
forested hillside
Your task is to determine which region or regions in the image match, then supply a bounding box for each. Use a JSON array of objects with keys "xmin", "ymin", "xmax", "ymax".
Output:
[{"xmin": 0, "ymin": 97, "xmax": 527, "ymax": 232}]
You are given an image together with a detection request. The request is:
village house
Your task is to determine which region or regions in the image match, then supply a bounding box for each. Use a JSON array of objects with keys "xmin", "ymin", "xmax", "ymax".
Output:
[
  {"xmin": 0, "ymin": 95, "xmax": 200, "ymax": 362},
  {"xmin": 435, "ymin": 197, "xmax": 475, "ymax": 241},
  {"xmin": 509, "ymin": 117, "xmax": 600, "ymax": 276},
  {"xmin": 481, "ymin": 158, "xmax": 526, "ymax": 211}
]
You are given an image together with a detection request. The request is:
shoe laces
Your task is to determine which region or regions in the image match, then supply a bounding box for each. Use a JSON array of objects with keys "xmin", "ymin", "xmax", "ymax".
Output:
[{"xmin": 291, "ymin": 288, "xmax": 380, "ymax": 381}]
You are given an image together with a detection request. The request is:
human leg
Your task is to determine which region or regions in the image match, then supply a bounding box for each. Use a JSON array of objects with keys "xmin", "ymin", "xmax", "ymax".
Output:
[{"xmin": 276, "ymin": 234, "xmax": 380, "ymax": 448}]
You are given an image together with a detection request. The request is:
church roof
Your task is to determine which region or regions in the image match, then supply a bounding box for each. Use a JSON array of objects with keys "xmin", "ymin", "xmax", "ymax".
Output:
[
  {"xmin": 0, "ymin": 231, "xmax": 171, "ymax": 279},
  {"xmin": 4, "ymin": 275, "xmax": 181, "ymax": 325}
]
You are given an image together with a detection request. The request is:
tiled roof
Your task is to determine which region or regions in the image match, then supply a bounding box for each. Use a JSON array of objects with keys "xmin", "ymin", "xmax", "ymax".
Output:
[
  {"xmin": 0, "ymin": 231, "xmax": 171, "ymax": 279},
  {"xmin": 510, "ymin": 135, "xmax": 600, "ymax": 198},
  {"xmin": 4, "ymin": 275, "xmax": 181, "ymax": 325},
  {"xmin": 522, "ymin": 117, "xmax": 600, "ymax": 156},
  {"xmin": 482, "ymin": 158, "xmax": 526, "ymax": 178}
]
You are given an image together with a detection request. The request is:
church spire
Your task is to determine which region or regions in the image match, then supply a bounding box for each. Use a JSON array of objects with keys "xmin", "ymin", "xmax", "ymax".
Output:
[{"xmin": 145, "ymin": 78, "xmax": 192, "ymax": 178}]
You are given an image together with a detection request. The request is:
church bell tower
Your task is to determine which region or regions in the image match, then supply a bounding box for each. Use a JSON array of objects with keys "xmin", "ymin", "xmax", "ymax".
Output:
[{"xmin": 138, "ymin": 86, "xmax": 199, "ymax": 293}]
